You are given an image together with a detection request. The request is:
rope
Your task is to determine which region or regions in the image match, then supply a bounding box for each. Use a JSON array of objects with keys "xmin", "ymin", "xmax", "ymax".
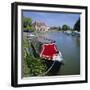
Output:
[
  {"xmin": 29, "ymin": 44, "xmax": 56, "ymax": 76},
  {"xmin": 40, "ymin": 60, "xmax": 56, "ymax": 76}
]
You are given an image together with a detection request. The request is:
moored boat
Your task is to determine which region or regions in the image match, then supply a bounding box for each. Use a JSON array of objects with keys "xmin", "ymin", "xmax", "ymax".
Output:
[
  {"xmin": 30, "ymin": 36, "xmax": 64, "ymax": 75},
  {"xmin": 30, "ymin": 36, "xmax": 63, "ymax": 62}
]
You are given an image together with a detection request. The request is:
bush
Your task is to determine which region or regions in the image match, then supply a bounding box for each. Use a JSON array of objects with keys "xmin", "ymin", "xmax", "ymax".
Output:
[
  {"xmin": 26, "ymin": 53, "xmax": 47, "ymax": 76},
  {"xmin": 23, "ymin": 38, "xmax": 47, "ymax": 76}
]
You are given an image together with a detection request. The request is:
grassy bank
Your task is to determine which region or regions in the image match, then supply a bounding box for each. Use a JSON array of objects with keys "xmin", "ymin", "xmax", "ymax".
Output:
[{"xmin": 22, "ymin": 37, "xmax": 47, "ymax": 77}]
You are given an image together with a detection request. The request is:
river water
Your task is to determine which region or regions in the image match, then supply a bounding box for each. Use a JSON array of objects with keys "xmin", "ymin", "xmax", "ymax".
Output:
[{"xmin": 41, "ymin": 31, "xmax": 80, "ymax": 75}]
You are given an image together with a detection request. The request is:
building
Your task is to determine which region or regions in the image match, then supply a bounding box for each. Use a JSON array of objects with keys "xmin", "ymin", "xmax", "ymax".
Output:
[{"xmin": 32, "ymin": 21, "xmax": 48, "ymax": 32}]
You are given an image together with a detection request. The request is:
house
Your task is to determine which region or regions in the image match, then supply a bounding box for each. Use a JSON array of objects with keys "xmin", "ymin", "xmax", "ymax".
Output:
[{"xmin": 32, "ymin": 21, "xmax": 48, "ymax": 32}]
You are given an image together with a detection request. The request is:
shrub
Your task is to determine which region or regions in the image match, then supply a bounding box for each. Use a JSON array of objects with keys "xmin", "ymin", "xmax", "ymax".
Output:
[{"xmin": 23, "ymin": 38, "xmax": 47, "ymax": 76}]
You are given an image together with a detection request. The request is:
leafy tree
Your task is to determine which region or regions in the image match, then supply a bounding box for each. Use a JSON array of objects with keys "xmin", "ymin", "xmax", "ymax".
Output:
[
  {"xmin": 73, "ymin": 18, "xmax": 80, "ymax": 31},
  {"xmin": 23, "ymin": 17, "xmax": 34, "ymax": 31},
  {"xmin": 62, "ymin": 24, "xmax": 70, "ymax": 31},
  {"xmin": 23, "ymin": 17, "xmax": 32, "ymax": 28}
]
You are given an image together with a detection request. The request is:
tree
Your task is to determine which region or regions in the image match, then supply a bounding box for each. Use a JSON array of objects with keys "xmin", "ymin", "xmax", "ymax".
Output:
[
  {"xmin": 62, "ymin": 24, "xmax": 70, "ymax": 31},
  {"xmin": 73, "ymin": 18, "xmax": 80, "ymax": 32},
  {"xmin": 58, "ymin": 26, "xmax": 62, "ymax": 31},
  {"xmin": 23, "ymin": 17, "xmax": 34, "ymax": 31}
]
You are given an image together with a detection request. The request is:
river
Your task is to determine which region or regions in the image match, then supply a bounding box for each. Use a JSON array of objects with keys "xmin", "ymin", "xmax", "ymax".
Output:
[{"xmin": 40, "ymin": 31, "xmax": 80, "ymax": 75}]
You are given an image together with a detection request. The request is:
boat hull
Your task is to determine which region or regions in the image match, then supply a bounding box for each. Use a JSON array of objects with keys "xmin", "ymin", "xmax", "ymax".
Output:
[{"xmin": 44, "ymin": 60, "xmax": 63, "ymax": 75}]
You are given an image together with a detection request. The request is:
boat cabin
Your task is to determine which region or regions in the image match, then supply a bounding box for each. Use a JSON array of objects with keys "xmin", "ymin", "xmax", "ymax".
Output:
[{"xmin": 31, "ymin": 36, "xmax": 61, "ymax": 61}]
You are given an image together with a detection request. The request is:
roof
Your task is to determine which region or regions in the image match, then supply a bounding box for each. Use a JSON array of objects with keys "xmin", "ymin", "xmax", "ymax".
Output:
[
  {"xmin": 32, "ymin": 21, "xmax": 47, "ymax": 27},
  {"xmin": 40, "ymin": 43, "xmax": 58, "ymax": 60},
  {"xmin": 37, "ymin": 36, "xmax": 55, "ymax": 44}
]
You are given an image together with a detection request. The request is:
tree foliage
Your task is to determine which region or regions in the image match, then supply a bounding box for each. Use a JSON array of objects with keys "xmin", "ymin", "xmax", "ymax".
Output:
[
  {"xmin": 23, "ymin": 17, "xmax": 34, "ymax": 31},
  {"xmin": 74, "ymin": 18, "xmax": 80, "ymax": 31},
  {"xmin": 23, "ymin": 17, "xmax": 32, "ymax": 27},
  {"xmin": 62, "ymin": 24, "xmax": 70, "ymax": 31},
  {"xmin": 58, "ymin": 26, "xmax": 62, "ymax": 30}
]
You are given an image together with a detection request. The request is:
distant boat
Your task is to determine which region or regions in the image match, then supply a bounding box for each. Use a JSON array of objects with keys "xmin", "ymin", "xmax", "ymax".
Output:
[
  {"xmin": 64, "ymin": 30, "xmax": 72, "ymax": 35},
  {"xmin": 71, "ymin": 31, "xmax": 80, "ymax": 37},
  {"xmin": 27, "ymin": 33, "xmax": 35, "ymax": 40}
]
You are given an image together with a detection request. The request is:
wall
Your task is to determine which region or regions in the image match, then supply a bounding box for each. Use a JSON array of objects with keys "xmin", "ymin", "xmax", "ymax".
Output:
[{"xmin": 0, "ymin": 0, "xmax": 89, "ymax": 89}]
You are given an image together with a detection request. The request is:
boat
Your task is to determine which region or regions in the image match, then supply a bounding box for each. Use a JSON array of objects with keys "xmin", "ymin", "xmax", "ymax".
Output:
[
  {"xmin": 71, "ymin": 31, "xmax": 80, "ymax": 37},
  {"xmin": 64, "ymin": 30, "xmax": 72, "ymax": 35},
  {"xmin": 30, "ymin": 36, "xmax": 64, "ymax": 75},
  {"xmin": 26, "ymin": 33, "xmax": 36, "ymax": 40},
  {"xmin": 30, "ymin": 36, "xmax": 63, "ymax": 62}
]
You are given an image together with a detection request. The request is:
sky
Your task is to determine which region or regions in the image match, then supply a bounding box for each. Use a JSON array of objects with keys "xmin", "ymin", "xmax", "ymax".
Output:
[{"xmin": 23, "ymin": 11, "xmax": 80, "ymax": 28}]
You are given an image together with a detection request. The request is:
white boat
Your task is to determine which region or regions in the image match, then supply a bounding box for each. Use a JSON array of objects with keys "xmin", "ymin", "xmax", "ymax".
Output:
[
  {"xmin": 64, "ymin": 30, "xmax": 72, "ymax": 35},
  {"xmin": 29, "ymin": 33, "xmax": 35, "ymax": 37}
]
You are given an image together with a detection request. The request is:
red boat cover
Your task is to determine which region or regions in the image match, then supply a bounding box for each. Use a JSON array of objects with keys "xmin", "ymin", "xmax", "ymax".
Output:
[{"xmin": 40, "ymin": 43, "xmax": 58, "ymax": 60}]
